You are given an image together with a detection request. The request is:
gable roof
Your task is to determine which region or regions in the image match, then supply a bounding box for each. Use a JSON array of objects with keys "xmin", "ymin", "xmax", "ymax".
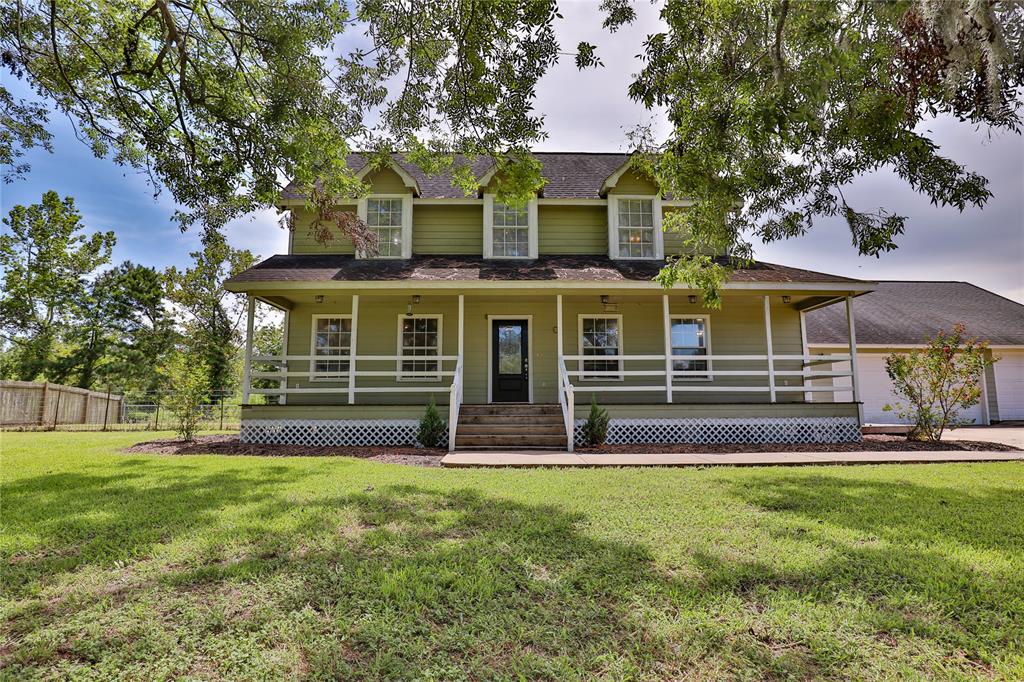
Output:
[
  {"xmin": 805, "ymin": 281, "xmax": 1024, "ymax": 346},
  {"xmin": 280, "ymin": 152, "xmax": 635, "ymax": 201},
  {"xmin": 226, "ymin": 254, "xmax": 866, "ymax": 288}
]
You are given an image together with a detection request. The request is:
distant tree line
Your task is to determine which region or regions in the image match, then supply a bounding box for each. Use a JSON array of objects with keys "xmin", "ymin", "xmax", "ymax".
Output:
[{"xmin": 0, "ymin": 191, "xmax": 279, "ymax": 399}]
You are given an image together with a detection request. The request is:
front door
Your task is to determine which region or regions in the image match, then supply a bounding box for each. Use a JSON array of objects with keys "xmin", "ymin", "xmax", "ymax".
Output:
[{"xmin": 491, "ymin": 319, "xmax": 529, "ymax": 402}]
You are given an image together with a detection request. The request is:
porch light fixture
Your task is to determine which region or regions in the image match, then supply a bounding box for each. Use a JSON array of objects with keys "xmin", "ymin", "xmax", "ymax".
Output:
[
  {"xmin": 412, "ymin": 295, "xmax": 421, "ymax": 304},
  {"xmin": 782, "ymin": 295, "xmax": 791, "ymax": 304},
  {"xmin": 314, "ymin": 295, "xmax": 324, "ymax": 303},
  {"xmin": 600, "ymin": 295, "xmax": 610, "ymax": 305},
  {"xmin": 688, "ymin": 295, "xmax": 697, "ymax": 304},
  {"xmin": 405, "ymin": 303, "xmax": 414, "ymax": 317}
]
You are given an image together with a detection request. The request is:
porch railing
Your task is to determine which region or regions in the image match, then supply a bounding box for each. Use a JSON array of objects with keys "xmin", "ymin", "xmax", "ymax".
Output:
[
  {"xmin": 559, "ymin": 353, "xmax": 855, "ymax": 401},
  {"xmin": 557, "ymin": 359, "xmax": 575, "ymax": 453},
  {"xmin": 249, "ymin": 354, "xmax": 461, "ymax": 402},
  {"xmin": 447, "ymin": 356, "xmax": 464, "ymax": 452}
]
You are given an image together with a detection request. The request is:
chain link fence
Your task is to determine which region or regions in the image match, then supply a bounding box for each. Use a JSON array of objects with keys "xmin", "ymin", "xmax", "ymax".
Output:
[{"xmin": 2, "ymin": 389, "xmax": 247, "ymax": 432}]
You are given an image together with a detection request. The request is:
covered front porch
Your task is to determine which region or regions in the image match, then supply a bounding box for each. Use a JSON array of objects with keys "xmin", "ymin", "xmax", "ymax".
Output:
[{"xmin": 237, "ymin": 287, "xmax": 866, "ymax": 451}]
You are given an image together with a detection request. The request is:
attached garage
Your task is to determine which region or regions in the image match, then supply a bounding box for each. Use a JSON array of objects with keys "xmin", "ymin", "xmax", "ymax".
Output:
[
  {"xmin": 994, "ymin": 349, "xmax": 1024, "ymax": 421},
  {"xmin": 855, "ymin": 351, "xmax": 986, "ymax": 425},
  {"xmin": 805, "ymin": 281, "xmax": 1024, "ymax": 426}
]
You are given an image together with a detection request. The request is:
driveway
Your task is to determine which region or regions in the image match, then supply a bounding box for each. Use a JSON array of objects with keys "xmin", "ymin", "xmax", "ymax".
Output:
[{"xmin": 944, "ymin": 423, "xmax": 1024, "ymax": 449}]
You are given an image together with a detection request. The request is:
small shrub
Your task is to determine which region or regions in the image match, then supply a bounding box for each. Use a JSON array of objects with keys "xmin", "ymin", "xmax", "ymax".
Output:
[
  {"xmin": 418, "ymin": 397, "xmax": 446, "ymax": 448},
  {"xmin": 884, "ymin": 323, "xmax": 994, "ymax": 442},
  {"xmin": 161, "ymin": 352, "xmax": 210, "ymax": 442},
  {"xmin": 582, "ymin": 396, "xmax": 610, "ymax": 446}
]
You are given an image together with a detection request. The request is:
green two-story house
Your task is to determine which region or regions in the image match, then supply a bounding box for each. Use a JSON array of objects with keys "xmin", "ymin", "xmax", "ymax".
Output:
[{"xmin": 225, "ymin": 153, "xmax": 871, "ymax": 451}]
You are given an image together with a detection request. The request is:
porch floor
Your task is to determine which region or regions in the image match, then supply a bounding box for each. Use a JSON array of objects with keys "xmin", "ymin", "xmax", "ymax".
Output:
[{"xmin": 440, "ymin": 450, "xmax": 1024, "ymax": 468}]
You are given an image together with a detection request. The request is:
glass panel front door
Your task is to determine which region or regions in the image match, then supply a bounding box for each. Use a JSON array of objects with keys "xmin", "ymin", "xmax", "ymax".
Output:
[{"xmin": 491, "ymin": 319, "xmax": 529, "ymax": 402}]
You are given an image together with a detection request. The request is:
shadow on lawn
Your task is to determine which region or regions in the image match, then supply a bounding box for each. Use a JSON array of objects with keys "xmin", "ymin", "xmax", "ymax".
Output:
[{"xmin": 4, "ymin": 465, "xmax": 1023, "ymax": 678}]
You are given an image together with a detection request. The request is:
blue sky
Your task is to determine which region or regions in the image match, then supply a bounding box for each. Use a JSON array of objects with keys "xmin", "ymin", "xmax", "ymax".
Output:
[{"xmin": 2, "ymin": 2, "xmax": 1022, "ymax": 301}]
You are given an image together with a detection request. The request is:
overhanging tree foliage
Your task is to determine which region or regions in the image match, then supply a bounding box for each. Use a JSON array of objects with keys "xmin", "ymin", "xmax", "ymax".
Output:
[
  {"xmin": 589, "ymin": 0, "xmax": 1024, "ymax": 301},
  {"xmin": 2, "ymin": 1, "xmax": 1021, "ymax": 301}
]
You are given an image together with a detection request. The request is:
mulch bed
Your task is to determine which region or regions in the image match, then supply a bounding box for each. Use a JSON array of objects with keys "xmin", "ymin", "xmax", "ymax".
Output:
[
  {"xmin": 122, "ymin": 433, "xmax": 1018, "ymax": 466},
  {"xmin": 122, "ymin": 435, "xmax": 445, "ymax": 467},
  {"xmin": 577, "ymin": 434, "xmax": 1019, "ymax": 454}
]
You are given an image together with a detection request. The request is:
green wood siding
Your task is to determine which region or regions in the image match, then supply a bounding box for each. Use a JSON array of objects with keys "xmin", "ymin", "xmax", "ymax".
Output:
[
  {"xmin": 365, "ymin": 167, "xmax": 410, "ymax": 193},
  {"xmin": 290, "ymin": 206, "xmax": 357, "ymax": 255},
  {"xmin": 662, "ymin": 205, "xmax": 688, "ymax": 254},
  {"xmin": 538, "ymin": 205, "xmax": 607, "ymax": 254},
  {"xmin": 413, "ymin": 205, "xmax": 483, "ymax": 254},
  {"xmin": 609, "ymin": 169, "xmax": 659, "ymax": 195}
]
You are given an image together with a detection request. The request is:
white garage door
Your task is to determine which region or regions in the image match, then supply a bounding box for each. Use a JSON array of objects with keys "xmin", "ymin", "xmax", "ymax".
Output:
[
  {"xmin": 857, "ymin": 353, "xmax": 985, "ymax": 425},
  {"xmin": 994, "ymin": 350, "xmax": 1024, "ymax": 421}
]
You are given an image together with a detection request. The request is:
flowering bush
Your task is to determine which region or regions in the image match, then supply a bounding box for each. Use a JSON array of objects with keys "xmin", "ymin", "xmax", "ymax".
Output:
[{"xmin": 884, "ymin": 324, "xmax": 994, "ymax": 441}]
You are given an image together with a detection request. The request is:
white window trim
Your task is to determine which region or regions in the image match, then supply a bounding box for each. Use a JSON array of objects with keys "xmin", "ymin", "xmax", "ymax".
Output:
[
  {"xmin": 578, "ymin": 313, "xmax": 624, "ymax": 381},
  {"xmin": 607, "ymin": 194, "xmax": 663, "ymax": 261},
  {"xmin": 670, "ymin": 314, "xmax": 713, "ymax": 382},
  {"xmin": 483, "ymin": 194, "xmax": 538, "ymax": 259},
  {"xmin": 309, "ymin": 314, "xmax": 353, "ymax": 382},
  {"xmin": 357, "ymin": 194, "xmax": 413, "ymax": 260},
  {"xmin": 395, "ymin": 314, "xmax": 443, "ymax": 382},
  {"xmin": 486, "ymin": 314, "xmax": 534, "ymax": 404}
]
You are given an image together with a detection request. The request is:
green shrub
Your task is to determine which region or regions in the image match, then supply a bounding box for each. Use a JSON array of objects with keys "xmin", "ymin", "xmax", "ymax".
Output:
[
  {"xmin": 417, "ymin": 397, "xmax": 446, "ymax": 448},
  {"xmin": 582, "ymin": 396, "xmax": 610, "ymax": 446},
  {"xmin": 884, "ymin": 323, "xmax": 993, "ymax": 441},
  {"xmin": 161, "ymin": 352, "xmax": 210, "ymax": 442}
]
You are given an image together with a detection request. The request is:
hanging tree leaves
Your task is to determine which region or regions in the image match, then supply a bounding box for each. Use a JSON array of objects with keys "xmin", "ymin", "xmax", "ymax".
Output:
[{"xmin": 590, "ymin": 0, "xmax": 1024, "ymax": 299}]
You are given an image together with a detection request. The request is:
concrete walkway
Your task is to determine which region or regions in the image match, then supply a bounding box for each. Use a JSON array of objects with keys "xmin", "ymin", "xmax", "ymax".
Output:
[{"xmin": 441, "ymin": 450, "xmax": 1024, "ymax": 468}]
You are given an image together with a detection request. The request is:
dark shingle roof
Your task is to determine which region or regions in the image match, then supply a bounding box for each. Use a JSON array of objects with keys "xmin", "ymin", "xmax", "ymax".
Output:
[
  {"xmin": 805, "ymin": 281, "xmax": 1024, "ymax": 346},
  {"xmin": 280, "ymin": 152, "xmax": 633, "ymax": 201},
  {"xmin": 227, "ymin": 254, "xmax": 865, "ymax": 286}
]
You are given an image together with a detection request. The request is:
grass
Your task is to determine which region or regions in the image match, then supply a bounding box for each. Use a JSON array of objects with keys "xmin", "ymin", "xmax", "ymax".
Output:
[{"xmin": 2, "ymin": 432, "xmax": 1023, "ymax": 680}]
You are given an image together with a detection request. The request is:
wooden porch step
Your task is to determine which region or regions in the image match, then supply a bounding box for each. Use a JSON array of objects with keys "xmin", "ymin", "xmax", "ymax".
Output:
[
  {"xmin": 458, "ymin": 414, "xmax": 563, "ymax": 426},
  {"xmin": 457, "ymin": 424, "xmax": 566, "ymax": 436},
  {"xmin": 459, "ymin": 404, "xmax": 562, "ymax": 417},
  {"xmin": 454, "ymin": 434, "xmax": 568, "ymax": 448}
]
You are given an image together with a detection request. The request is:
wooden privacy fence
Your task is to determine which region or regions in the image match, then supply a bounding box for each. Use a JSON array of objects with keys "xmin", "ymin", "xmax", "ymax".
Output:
[{"xmin": 0, "ymin": 381, "xmax": 123, "ymax": 428}]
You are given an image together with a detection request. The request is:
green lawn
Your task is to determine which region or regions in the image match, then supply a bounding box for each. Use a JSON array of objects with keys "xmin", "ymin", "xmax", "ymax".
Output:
[{"xmin": 2, "ymin": 432, "xmax": 1023, "ymax": 680}]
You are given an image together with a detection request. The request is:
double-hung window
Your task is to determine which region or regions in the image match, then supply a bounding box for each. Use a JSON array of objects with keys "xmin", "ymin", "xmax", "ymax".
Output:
[
  {"xmin": 617, "ymin": 199, "xmax": 655, "ymax": 258},
  {"xmin": 579, "ymin": 315, "xmax": 622, "ymax": 380},
  {"xmin": 484, "ymin": 195, "xmax": 536, "ymax": 259},
  {"xmin": 671, "ymin": 316, "xmax": 710, "ymax": 380},
  {"xmin": 398, "ymin": 315, "xmax": 442, "ymax": 381},
  {"xmin": 311, "ymin": 315, "xmax": 351, "ymax": 380},
  {"xmin": 366, "ymin": 198, "xmax": 403, "ymax": 258},
  {"xmin": 492, "ymin": 202, "xmax": 530, "ymax": 257}
]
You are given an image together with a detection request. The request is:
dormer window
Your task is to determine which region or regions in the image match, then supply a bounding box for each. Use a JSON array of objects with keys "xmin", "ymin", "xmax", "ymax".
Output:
[
  {"xmin": 357, "ymin": 194, "xmax": 413, "ymax": 259},
  {"xmin": 617, "ymin": 199, "xmax": 655, "ymax": 258},
  {"xmin": 493, "ymin": 203, "xmax": 529, "ymax": 257},
  {"xmin": 483, "ymin": 195, "xmax": 538, "ymax": 259},
  {"xmin": 367, "ymin": 198, "xmax": 403, "ymax": 257},
  {"xmin": 607, "ymin": 195, "xmax": 663, "ymax": 260}
]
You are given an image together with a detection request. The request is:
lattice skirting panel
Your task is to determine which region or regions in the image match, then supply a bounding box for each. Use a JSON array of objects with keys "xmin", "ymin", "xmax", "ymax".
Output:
[
  {"xmin": 573, "ymin": 417, "xmax": 861, "ymax": 446},
  {"xmin": 240, "ymin": 419, "xmax": 447, "ymax": 447}
]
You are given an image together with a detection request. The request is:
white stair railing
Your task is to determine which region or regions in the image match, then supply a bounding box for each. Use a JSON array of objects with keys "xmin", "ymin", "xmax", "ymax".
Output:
[
  {"xmin": 557, "ymin": 358, "xmax": 575, "ymax": 453},
  {"xmin": 447, "ymin": 356, "xmax": 464, "ymax": 452}
]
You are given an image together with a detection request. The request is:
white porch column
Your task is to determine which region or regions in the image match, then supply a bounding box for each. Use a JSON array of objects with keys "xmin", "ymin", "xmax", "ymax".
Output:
[
  {"xmin": 279, "ymin": 310, "xmax": 290, "ymax": 405},
  {"xmin": 980, "ymin": 361, "xmax": 991, "ymax": 425},
  {"xmin": 556, "ymin": 294, "xmax": 564, "ymax": 362},
  {"xmin": 347, "ymin": 294, "xmax": 359, "ymax": 405},
  {"xmin": 763, "ymin": 295, "xmax": 776, "ymax": 403},
  {"xmin": 457, "ymin": 294, "xmax": 464, "ymax": 402},
  {"xmin": 242, "ymin": 296, "xmax": 256, "ymax": 404},
  {"xmin": 799, "ymin": 310, "xmax": 811, "ymax": 403},
  {"xmin": 845, "ymin": 295, "xmax": 862, "ymax": 422},
  {"xmin": 662, "ymin": 294, "xmax": 673, "ymax": 403}
]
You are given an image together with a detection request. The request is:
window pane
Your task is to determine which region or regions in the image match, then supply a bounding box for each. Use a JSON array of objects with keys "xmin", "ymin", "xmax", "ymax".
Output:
[
  {"xmin": 581, "ymin": 318, "xmax": 620, "ymax": 378},
  {"xmin": 671, "ymin": 318, "xmax": 708, "ymax": 375},
  {"xmin": 312, "ymin": 317, "xmax": 351, "ymax": 375},
  {"xmin": 400, "ymin": 316, "xmax": 440, "ymax": 378}
]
